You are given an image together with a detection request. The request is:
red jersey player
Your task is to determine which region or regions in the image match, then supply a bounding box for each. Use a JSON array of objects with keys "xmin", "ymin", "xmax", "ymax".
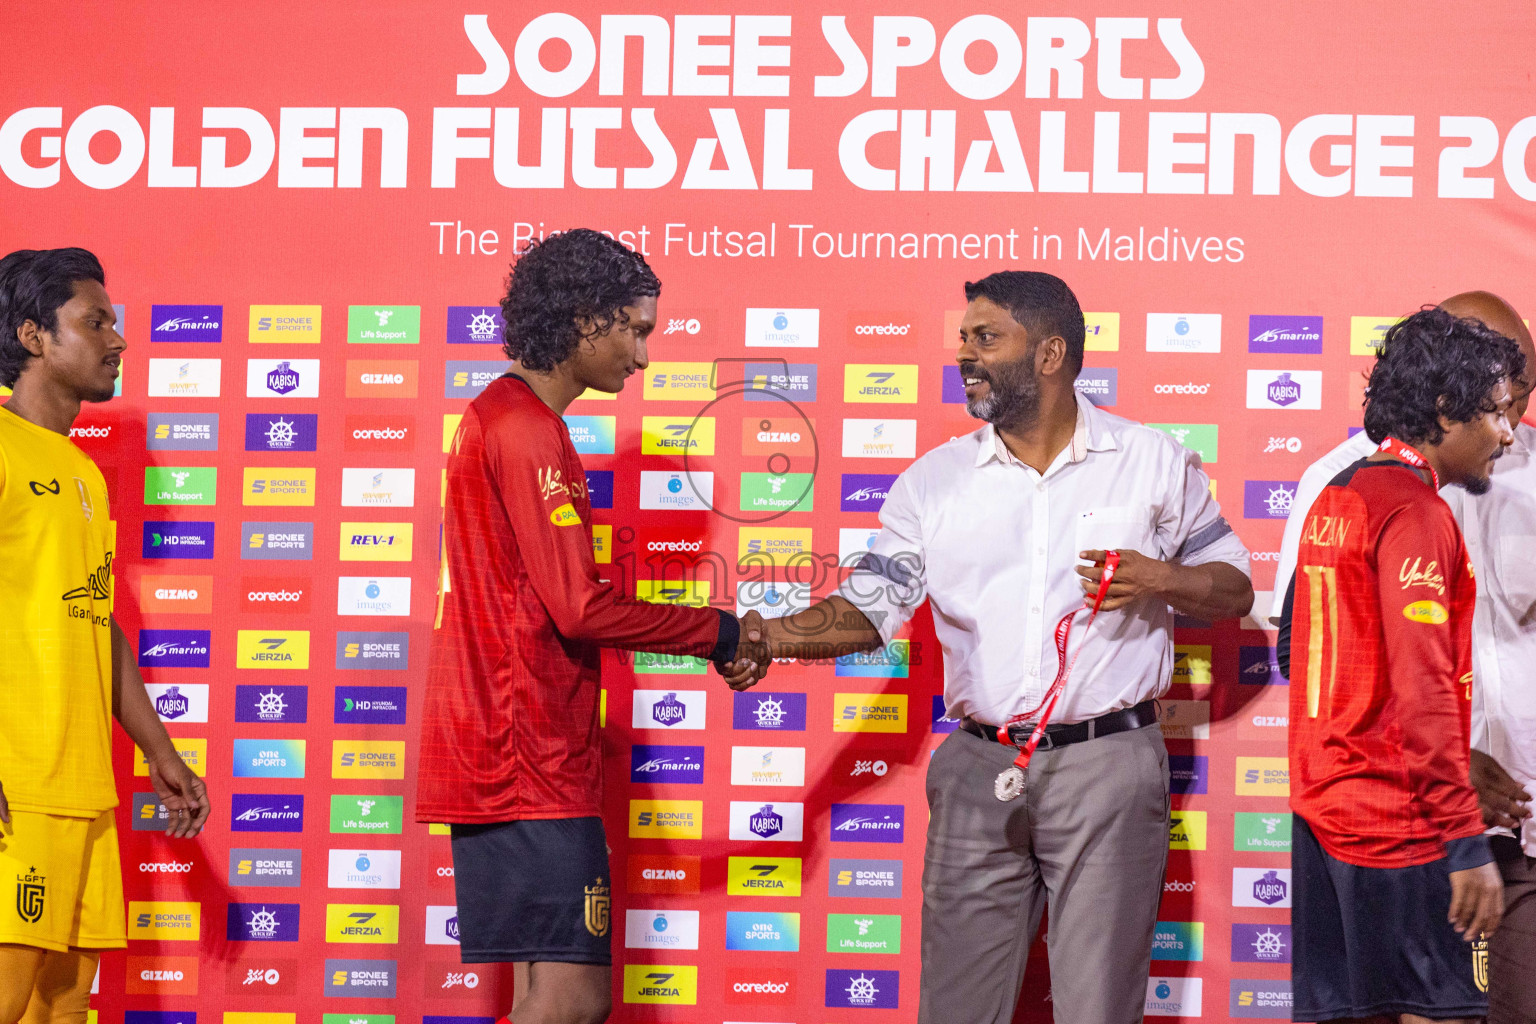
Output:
[
  {"xmin": 1280, "ymin": 307, "xmax": 1523, "ymax": 1024},
  {"xmin": 417, "ymin": 230, "xmax": 763, "ymax": 1024}
]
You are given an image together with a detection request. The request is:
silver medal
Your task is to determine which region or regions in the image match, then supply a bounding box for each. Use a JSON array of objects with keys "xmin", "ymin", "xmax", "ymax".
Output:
[{"xmin": 994, "ymin": 765, "xmax": 1025, "ymax": 802}]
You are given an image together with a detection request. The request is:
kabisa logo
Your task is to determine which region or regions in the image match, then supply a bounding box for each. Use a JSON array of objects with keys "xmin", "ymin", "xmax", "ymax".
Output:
[
  {"xmin": 825, "ymin": 968, "xmax": 899, "ymax": 1009},
  {"xmin": 733, "ymin": 690, "xmax": 807, "ymax": 731},
  {"xmin": 447, "ymin": 305, "xmax": 505, "ymax": 344},
  {"xmin": 138, "ymin": 629, "xmax": 211, "ymax": 668},
  {"xmin": 335, "ymin": 686, "xmax": 407, "ymax": 725},
  {"xmin": 245, "ymin": 413, "xmax": 318, "ymax": 452},
  {"xmin": 151, "ymin": 304, "xmax": 222, "ymax": 342},
  {"xmin": 726, "ymin": 856, "xmax": 802, "ymax": 896},
  {"xmin": 1246, "ymin": 368, "xmax": 1321, "ymax": 410},
  {"xmin": 227, "ymin": 903, "xmax": 299, "ymax": 942},
  {"xmin": 830, "ymin": 804, "xmax": 905, "ymax": 843},
  {"xmin": 154, "ymin": 686, "xmax": 190, "ymax": 720},
  {"xmin": 234, "ymin": 684, "xmax": 308, "ymax": 724},
  {"xmin": 1267, "ymin": 372, "xmax": 1300, "ymax": 407},
  {"xmin": 750, "ymin": 804, "xmax": 783, "ymax": 838},
  {"xmin": 1249, "ymin": 314, "xmax": 1323, "ymax": 354},
  {"xmin": 1252, "ymin": 869, "xmax": 1289, "ymax": 906},
  {"xmin": 231, "ymin": 794, "xmax": 305, "ymax": 833},
  {"xmin": 650, "ymin": 692, "xmax": 689, "ymax": 728},
  {"xmin": 630, "ymin": 745, "xmax": 705, "ymax": 785},
  {"xmin": 745, "ymin": 307, "xmax": 819, "ymax": 348},
  {"xmin": 265, "ymin": 361, "xmax": 301, "ymax": 395}
]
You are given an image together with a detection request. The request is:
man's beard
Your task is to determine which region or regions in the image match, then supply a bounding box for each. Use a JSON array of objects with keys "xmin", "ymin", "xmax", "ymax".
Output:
[
  {"xmin": 961, "ymin": 351, "xmax": 1040, "ymax": 427},
  {"xmin": 1461, "ymin": 447, "xmax": 1504, "ymax": 496}
]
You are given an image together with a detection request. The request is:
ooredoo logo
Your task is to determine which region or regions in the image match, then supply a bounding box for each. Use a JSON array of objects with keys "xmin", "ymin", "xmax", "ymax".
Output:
[
  {"xmin": 344, "ymin": 414, "xmax": 416, "ymax": 452},
  {"xmin": 240, "ymin": 577, "xmax": 311, "ymax": 615},
  {"xmin": 724, "ymin": 967, "xmax": 796, "ymax": 1005},
  {"xmin": 1154, "ymin": 382, "xmax": 1211, "ymax": 395},
  {"xmin": 847, "ymin": 311, "xmax": 918, "ymax": 345}
]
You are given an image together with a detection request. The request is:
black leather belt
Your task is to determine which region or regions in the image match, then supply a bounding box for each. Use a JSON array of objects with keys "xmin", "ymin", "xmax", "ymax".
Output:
[{"xmin": 959, "ymin": 699, "xmax": 1158, "ymax": 751}]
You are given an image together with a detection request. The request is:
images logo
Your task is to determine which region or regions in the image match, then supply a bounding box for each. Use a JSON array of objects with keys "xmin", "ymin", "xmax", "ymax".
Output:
[
  {"xmin": 151, "ymin": 304, "xmax": 222, "ymax": 342},
  {"xmin": 726, "ymin": 856, "xmax": 802, "ymax": 896},
  {"xmin": 143, "ymin": 521, "xmax": 215, "ymax": 560},
  {"xmin": 729, "ymin": 801, "xmax": 805, "ymax": 842},
  {"xmin": 632, "ymin": 689, "xmax": 705, "ymax": 730},
  {"xmin": 138, "ymin": 629, "xmax": 211, "ymax": 668},
  {"xmin": 148, "ymin": 358, "xmax": 221, "ymax": 397},
  {"xmin": 1146, "ymin": 313, "xmax": 1221, "ymax": 353},
  {"xmin": 630, "ymin": 745, "xmax": 705, "ymax": 785},
  {"xmin": 232, "ymin": 739, "xmax": 306, "ymax": 779},
  {"xmin": 447, "ymin": 305, "xmax": 505, "ymax": 344},
  {"xmin": 1146, "ymin": 977, "xmax": 1203, "ymax": 1017},
  {"xmin": 844, "ymin": 364, "xmax": 917, "ymax": 403},
  {"xmin": 641, "ymin": 416, "xmax": 716, "ymax": 455},
  {"xmin": 227, "ymin": 903, "xmax": 299, "ymax": 942},
  {"xmin": 1247, "ymin": 369, "xmax": 1322, "ymax": 410},
  {"xmin": 745, "ymin": 308, "xmax": 819, "ymax": 348},
  {"xmin": 334, "ymin": 686, "xmax": 407, "ymax": 725},
  {"xmin": 744, "ymin": 362, "xmax": 817, "ymax": 401},
  {"xmin": 1249, "ymin": 314, "xmax": 1323, "ymax": 354},
  {"xmin": 335, "ymin": 631, "xmax": 409, "ymax": 670},
  {"xmin": 243, "ymin": 468, "xmax": 316, "ymax": 506},
  {"xmin": 629, "ymin": 800, "xmax": 703, "ymax": 839},
  {"xmin": 624, "ymin": 909, "xmax": 701, "ymax": 951},
  {"xmin": 725, "ymin": 911, "xmax": 800, "ymax": 951},
  {"xmin": 147, "ymin": 413, "xmax": 219, "ymax": 451},
  {"xmin": 834, "ymin": 693, "xmax": 908, "ymax": 732},
  {"xmin": 840, "ymin": 474, "xmax": 896, "ymax": 513},
  {"xmin": 240, "ymin": 522, "xmax": 313, "ymax": 561},
  {"xmin": 827, "ymin": 913, "xmax": 901, "ymax": 954},
  {"xmin": 229, "ymin": 848, "xmax": 301, "ymax": 887},
  {"xmin": 247, "ymin": 359, "xmax": 319, "ymax": 398},
  {"xmin": 638, "ymin": 470, "xmax": 714, "ymax": 510},
  {"xmin": 563, "ymin": 415, "xmax": 617, "ymax": 455},
  {"xmin": 333, "ymin": 741, "xmax": 406, "ymax": 779},
  {"xmin": 733, "ymin": 691, "xmax": 807, "ymax": 731},
  {"xmin": 623, "ymin": 964, "xmax": 698, "ymax": 1005},
  {"xmin": 244, "ymin": 413, "xmax": 318, "ymax": 452},
  {"xmin": 1075, "ymin": 367, "xmax": 1119, "ymax": 406},
  {"xmin": 345, "ymin": 360, "xmax": 419, "ymax": 398},
  {"xmin": 231, "ymin": 794, "xmax": 304, "ymax": 833},
  {"xmin": 324, "ymin": 903, "xmax": 400, "ymax": 943},
  {"xmin": 235, "ymin": 631, "xmax": 310, "ymax": 670},
  {"xmin": 825, "ymin": 968, "xmax": 899, "ymax": 1009},
  {"xmin": 830, "ymin": 804, "xmax": 905, "ymax": 843},
  {"xmin": 340, "ymin": 522, "xmax": 413, "ymax": 561},
  {"xmin": 234, "ymin": 685, "xmax": 308, "ymax": 723},
  {"xmin": 248, "ymin": 304, "xmax": 320, "ymax": 343},
  {"xmin": 330, "ymin": 795, "xmax": 403, "ymax": 835},
  {"xmin": 347, "ymin": 305, "xmax": 420, "ymax": 344}
]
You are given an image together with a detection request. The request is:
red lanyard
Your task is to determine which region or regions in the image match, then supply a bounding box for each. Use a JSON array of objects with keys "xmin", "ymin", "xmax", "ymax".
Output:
[
  {"xmin": 1379, "ymin": 436, "xmax": 1438, "ymax": 489},
  {"xmin": 993, "ymin": 550, "xmax": 1120, "ymax": 801}
]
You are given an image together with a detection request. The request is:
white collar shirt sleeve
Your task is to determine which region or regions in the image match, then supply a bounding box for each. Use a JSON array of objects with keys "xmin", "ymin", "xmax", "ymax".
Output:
[{"xmin": 837, "ymin": 393, "xmax": 1250, "ymax": 727}]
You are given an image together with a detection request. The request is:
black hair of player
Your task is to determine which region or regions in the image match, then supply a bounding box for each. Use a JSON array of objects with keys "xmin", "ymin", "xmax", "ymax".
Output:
[
  {"xmin": 500, "ymin": 229, "xmax": 661, "ymax": 373},
  {"xmin": 963, "ymin": 271, "xmax": 1087, "ymax": 376},
  {"xmin": 0, "ymin": 247, "xmax": 106, "ymax": 388},
  {"xmin": 1363, "ymin": 306, "xmax": 1527, "ymax": 446}
]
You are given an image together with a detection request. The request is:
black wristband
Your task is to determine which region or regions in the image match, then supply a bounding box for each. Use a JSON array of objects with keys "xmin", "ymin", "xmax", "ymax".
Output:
[{"xmin": 707, "ymin": 608, "xmax": 740, "ymax": 664}]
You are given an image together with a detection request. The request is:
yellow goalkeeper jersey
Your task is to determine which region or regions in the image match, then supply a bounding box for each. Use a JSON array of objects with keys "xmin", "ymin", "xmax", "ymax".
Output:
[{"xmin": 0, "ymin": 404, "xmax": 117, "ymax": 815}]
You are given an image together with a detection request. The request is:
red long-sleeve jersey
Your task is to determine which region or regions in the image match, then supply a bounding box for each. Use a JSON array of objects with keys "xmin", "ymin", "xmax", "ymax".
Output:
[
  {"xmin": 416, "ymin": 374, "xmax": 732, "ymax": 822},
  {"xmin": 1282, "ymin": 458, "xmax": 1486, "ymax": 869}
]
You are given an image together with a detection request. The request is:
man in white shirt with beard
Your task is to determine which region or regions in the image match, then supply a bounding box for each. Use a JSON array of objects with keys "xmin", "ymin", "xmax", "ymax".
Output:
[{"xmin": 1271, "ymin": 291, "xmax": 1536, "ymax": 1023}]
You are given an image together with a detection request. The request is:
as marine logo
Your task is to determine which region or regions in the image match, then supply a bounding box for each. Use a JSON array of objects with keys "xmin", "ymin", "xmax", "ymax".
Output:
[
  {"xmin": 15, "ymin": 870, "xmax": 44, "ymax": 923},
  {"xmin": 584, "ymin": 877, "xmax": 610, "ymax": 937}
]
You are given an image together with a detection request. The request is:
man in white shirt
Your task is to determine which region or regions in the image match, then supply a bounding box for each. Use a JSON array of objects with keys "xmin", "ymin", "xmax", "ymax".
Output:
[
  {"xmin": 1271, "ymin": 292, "xmax": 1536, "ymax": 1023},
  {"xmin": 729, "ymin": 271, "xmax": 1253, "ymax": 1023}
]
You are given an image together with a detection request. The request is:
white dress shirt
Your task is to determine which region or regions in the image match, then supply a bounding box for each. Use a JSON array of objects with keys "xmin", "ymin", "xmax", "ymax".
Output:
[
  {"xmin": 837, "ymin": 392, "xmax": 1251, "ymax": 727},
  {"xmin": 1268, "ymin": 430, "xmax": 1377, "ymax": 624},
  {"xmin": 1274, "ymin": 423, "xmax": 1536, "ymax": 854}
]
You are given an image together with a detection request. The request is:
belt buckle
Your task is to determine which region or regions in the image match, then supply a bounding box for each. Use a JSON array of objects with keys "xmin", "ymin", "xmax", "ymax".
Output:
[{"xmin": 1017, "ymin": 724, "xmax": 1052, "ymax": 751}]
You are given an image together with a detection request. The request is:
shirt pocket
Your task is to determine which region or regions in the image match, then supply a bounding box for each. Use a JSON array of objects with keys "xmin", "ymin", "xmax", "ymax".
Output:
[{"xmin": 1075, "ymin": 505, "xmax": 1158, "ymax": 559}]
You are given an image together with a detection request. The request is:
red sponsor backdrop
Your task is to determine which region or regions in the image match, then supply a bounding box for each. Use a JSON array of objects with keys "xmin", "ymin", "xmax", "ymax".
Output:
[{"xmin": 4, "ymin": 2, "xmax": 1536, "ymax": 1020}]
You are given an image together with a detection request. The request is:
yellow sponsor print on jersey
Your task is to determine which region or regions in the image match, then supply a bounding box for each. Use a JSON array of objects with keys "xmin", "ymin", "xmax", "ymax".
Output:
[
  {"xmin": 550, "ymin": 503, "xmax": 582, "ymax": 527},
  {"xmin": 1403, "ymin": 600, "xmax": 1448, "ymax": 625}
]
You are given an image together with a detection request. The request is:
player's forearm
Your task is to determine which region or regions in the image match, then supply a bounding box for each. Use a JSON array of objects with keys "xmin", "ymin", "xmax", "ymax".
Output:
[
  {"xmin": 111, "ymin": 618, "xmax": 179, "ymax": 761},
  {"xmin": 1155, "ymin": 561, "xmax": 1254, "ymax": 621},
  {"xmin": 762, "ymin": 596, "xmax": 885, "ymax": 661}
]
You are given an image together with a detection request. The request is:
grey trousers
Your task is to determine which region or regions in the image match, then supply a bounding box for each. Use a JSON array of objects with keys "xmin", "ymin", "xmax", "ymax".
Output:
[
  {"xmin": 918, "ymin": 722, "xmax": 1171, "ymax": 1024},
  {"xmin": 1490, "ymin": 836, "xmax": 1536, "ymax": 1024}
]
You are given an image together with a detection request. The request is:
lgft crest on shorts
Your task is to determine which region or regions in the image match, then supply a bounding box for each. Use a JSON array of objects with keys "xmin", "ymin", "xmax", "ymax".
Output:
[{"xmin": 584, "ymin": 876, "xmax": 610, "ymax": 937}]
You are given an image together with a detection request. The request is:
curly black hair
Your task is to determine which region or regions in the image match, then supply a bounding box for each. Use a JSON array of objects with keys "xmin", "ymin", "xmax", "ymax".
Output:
[
  {"xmin": 500, "ymin": 229, "xmax": 660, "ymax": 372},
  {"xmin": 1363, "ymin": 306, "xmax": 1527, "ymax": 446},
  {"xmin": 0, "ymin": 247, "xmax": 105, "ymax": 387}
]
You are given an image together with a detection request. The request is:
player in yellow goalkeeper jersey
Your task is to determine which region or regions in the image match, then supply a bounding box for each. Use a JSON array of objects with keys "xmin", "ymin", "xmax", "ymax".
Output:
[{"xmin": 0, "ymin": 248, "xmax": 209, "ymax": 1024}]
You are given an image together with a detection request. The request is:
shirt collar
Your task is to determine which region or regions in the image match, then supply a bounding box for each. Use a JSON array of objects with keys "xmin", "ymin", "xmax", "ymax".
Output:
[{"xmin": 974, "ymin": 391, "xmax": 1118, "ymax": 469}]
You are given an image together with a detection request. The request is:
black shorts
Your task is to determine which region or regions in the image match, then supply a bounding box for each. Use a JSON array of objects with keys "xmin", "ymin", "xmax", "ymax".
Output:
[
  {"xmin": 1292, "ymin": 816, "xmax": 1489, "ymax": 1021},
  {"xmin": 449, "ymin": 816, "xmax": 612, "ymax": 965}
]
